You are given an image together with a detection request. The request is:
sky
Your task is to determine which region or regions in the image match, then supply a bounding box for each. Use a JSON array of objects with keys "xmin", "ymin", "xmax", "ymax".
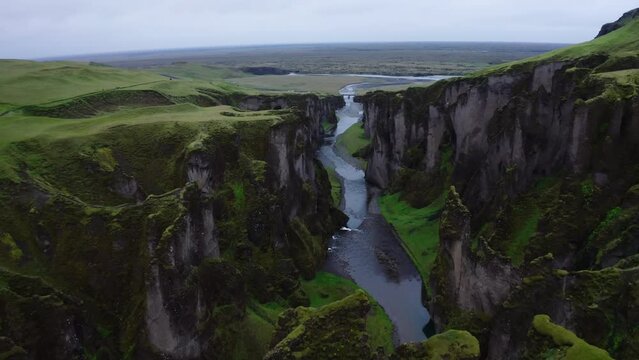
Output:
[{"xmin": 1, "ymin": 0, "xmax": 637, "ymax": 59}]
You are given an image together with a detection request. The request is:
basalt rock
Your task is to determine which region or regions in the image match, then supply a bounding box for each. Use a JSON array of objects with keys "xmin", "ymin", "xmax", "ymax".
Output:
[
  {"xmin": 265, "ymin": 290, "xmax": 373, "ymax": 360},
  {"xmin": 360, "ymin": 14, "xmax": 639, "ymax": 359},
  {"xmin": 429, "ymin": 187, "xmax": 519, "ymax": 335},
  {"xmin": 597, "ymin": 8, "xmax": 639, "ymax": 38},
  {"xmin": 392, "ymin": 330, "xmax": 480, "ymax": 360},
  {"xmin": 0, "ymin": 93, "xmax": 345, "ymax": 359}
]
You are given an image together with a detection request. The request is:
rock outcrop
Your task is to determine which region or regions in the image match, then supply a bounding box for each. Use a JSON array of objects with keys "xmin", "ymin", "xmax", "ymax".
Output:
[
  {"xmin": 597, "ymin": 8, "xmax": 639, "ymax": 37},
  {"xmin": 0, "ymin": 94, "xmax": 346, "ymax": 359},
  {"xmin": 362, "ymin": 62, "xmax": 639, "ymax": 219},
  {"xmin": 265, "ymin": 290, "xmax": 373, "ymax": 360},
  {"xmin": 393, "ymin": 330, "xmax": 480, "ymax": 360},
  {"xmin": 429, "ymin": 187, "xmax": 520, "ymax": 331},
  {"xmin": 360, "ymin": 12, "xmax": 639, "ymax": 359}
]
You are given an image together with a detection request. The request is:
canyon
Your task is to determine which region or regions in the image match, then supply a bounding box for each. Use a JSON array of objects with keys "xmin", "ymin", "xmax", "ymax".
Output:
[{"xmin": 0, "ymin": 8, "xmax": 638, "ymax": 360}]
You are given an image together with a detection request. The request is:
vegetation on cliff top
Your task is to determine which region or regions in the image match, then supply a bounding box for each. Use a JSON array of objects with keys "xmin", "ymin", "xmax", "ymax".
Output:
[
  {"xmin": 394, "ymin": 329, "xmax": 480, "ymax": 360},
  {"xmin": 265, "ymin": 289, "xmax": 393, "ymax": 359},
  {"xmin": 335, "ymin": 121, "xmax": 370, "ymax": 167},
  {"xmin": 471, "ymin": 15, "xmax": 639, "ymax": 79},
  {"xmin": 531, "ymin": 315, "xmax": 613, "ymax": 360}
]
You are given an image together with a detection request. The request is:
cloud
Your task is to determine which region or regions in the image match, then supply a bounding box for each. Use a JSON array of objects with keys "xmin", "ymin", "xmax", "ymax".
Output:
[{"xmin": 0, "ymin": 0, "xmax": 637, "ymax": 58}]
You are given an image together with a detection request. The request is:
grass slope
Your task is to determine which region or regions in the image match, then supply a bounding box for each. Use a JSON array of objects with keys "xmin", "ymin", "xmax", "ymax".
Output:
[
  {"xmin": 302, "ymin": 272, "xmax": 394, "ymax": 354},
  {"xmin": 533, "ymin": 314, "xmax": 613, "ymax": 360},
  {"xmin": 0, "ymin": 60, "xmax": 248, "ymax": 116},
  {"xmin": 0, "ymin": 104, "xmax": 279, "ymax": 182},
  {"xmin": 0, "ymin": 60, "xmax": 164, "ymax": 106},
  {"xmin": 335, "ymin": 122, "xmax": 370, "ymax": 167},
  {"xmin": 379, "ymin": 192, "xmax": 447, "ymax": 290},
  {"xmin": 325, "ymin": 167, "xmax": 342, "ymax": 207},
  {"xmin": 472, "ymin": 16, "xmax": 639, "ymax": 78},
  {"xmin": 147, "ymin": 63, "xmax": 248, "ymax": 81}
]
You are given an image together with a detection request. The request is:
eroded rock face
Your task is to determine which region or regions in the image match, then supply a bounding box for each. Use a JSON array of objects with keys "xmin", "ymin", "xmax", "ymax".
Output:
[
  {"xmin": 145, "ymin": 153, "xmax": 221, "ymax": 358},
  {"xmin": 143, "ymin": 96, "xmax": 345, "ymax": 359},
  {"xmin": 361, "ymin": 55, "xmax": 639, "ymax": 358},
  {"xmin": 362, "ymin": 62, "xmax": 639, "ymax": 217},
  {"xmin": 265, "ymin": 290, "xmax": 372, "ymax": 360},
  {"xmin": 430, "ymin": 187, "xmax": 520, "ymax": 330},
  {"xmin": 597, "ymin": 8, "xmax": 639, "ymax": 38}
]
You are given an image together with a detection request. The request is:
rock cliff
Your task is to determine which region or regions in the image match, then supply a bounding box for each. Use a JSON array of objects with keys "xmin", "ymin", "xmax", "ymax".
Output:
[
  {"xmin": 0, "ymin": 94, "xmax": 345, "ymax": 359},
  {"xmin": 361, "ymin": 11, "xmax": 639, "ymax": 359}
]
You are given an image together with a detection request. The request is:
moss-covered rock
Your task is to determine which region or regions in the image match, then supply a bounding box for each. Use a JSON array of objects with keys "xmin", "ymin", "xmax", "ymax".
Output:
[
  {"xmin": 265, "ymin": 290, "xmax": 373, "ymax": 360},
  {"xmin": 393, "ymin": 330, "xmax": 480, "ymax": 360},
  {"xmin": 525, "ymin": 314, "xmax": 613, "ymax": 360}
]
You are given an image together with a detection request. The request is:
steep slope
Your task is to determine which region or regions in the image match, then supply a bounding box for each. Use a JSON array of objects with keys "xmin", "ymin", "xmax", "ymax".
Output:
[
  {"xmin": 360, "ymin": 10, "xmax": 639, "ymax": 359},
  {"xmin": 0, "ymin": 60, "xmax": 358, "ymax": 359}
]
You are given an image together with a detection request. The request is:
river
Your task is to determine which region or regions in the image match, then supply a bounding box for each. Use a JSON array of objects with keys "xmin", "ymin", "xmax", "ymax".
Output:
[{"xmin": 317, "ymin": 83, "xmax": 431, "ymax": 344}]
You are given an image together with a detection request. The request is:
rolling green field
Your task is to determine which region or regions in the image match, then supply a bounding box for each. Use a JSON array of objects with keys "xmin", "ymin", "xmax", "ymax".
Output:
[
  {"xmin": 0, "ymin": 60, "xmax": 165, "ymax": 106},
  {"xmin": 229, "ymin": 74, "xmax": 368, "ymax": 94},
  {"xmin": 0, "ymin": 60, "xmax": 247, "ymax": 112},
  {"xmin": 146, "ymin": 62, "xmax": 248, "ymax": 80},
  {"xmin": 70, "ymin": 42, "xmax": 567, "ymax": 76}
]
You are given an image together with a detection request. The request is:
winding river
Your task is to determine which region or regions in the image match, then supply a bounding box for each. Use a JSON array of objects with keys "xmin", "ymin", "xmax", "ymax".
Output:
[{"xmin": 317, "ymin": 83, "xmax": 432, "ymax": 344}]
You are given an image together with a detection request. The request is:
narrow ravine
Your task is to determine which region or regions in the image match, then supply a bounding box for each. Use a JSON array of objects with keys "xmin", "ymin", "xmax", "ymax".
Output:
[{"xmin": 317, "ymin": 83, "xmax": 430, "ymax": 344}]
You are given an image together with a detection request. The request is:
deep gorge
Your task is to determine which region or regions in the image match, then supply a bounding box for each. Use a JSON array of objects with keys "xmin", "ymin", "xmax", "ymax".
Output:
[{"xmin": 0, "ymin": 8, "xmax": 639, "ymax": 360}]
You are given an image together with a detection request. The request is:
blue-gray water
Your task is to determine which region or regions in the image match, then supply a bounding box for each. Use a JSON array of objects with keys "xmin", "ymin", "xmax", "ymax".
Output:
[{"xmin": 317, "ymin": 83, "xmax": 430, "ymax": 344}]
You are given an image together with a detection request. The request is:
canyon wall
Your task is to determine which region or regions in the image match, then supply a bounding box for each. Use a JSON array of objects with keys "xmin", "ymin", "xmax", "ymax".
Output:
[
  {"xmin": 0, "ymin": 94, "xmax": 346, "ymax": 359},
  {"xmin": 361, "ymin": 55, "xmax": 639, "ymax": 358}
]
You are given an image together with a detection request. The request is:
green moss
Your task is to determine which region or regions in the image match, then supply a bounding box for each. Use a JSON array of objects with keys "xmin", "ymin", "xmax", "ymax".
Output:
[
  {"xmin": 230, "ymin": 301, "xmax": 287, "ymax": 360},
  {"xmin": 265, "ymin": 288, "xmax": 394, "ymax": 359},
  {"xmin": 250, "ymin": 160, "xmax": 267, "ymax": 183},
  {"xmin": 439, "ymin": 146, "xmax": 454, "ymax": 174},
  {"xmin": 394, "ymin": 330, "xmax": 480, "ymax": 360},
  {"xmin": 582, "ymin": 178, "xmax": 600, "ymax": 204},
  {"xmin": 366, "ymin": 303, "xmax": 395, "ymax": 355},
  {"xmin": 301, "ymin": 272, "xmax": 394, "ymax": 354},
  {"xmin": 0, "ymin": 233, "xmax": 22, "ymax": 262},
  {"xmin": 470, "ymin": 17, "xmax": 639, "ymax": 79},
  {"xmin": 379, "ymin": 191, "xmax": 447, "ymax": 292},
  {"xmin": 325, "ymin": 166, "xmax": 342, "ymax": 207},
  {"xmin": 287, "ymin": 218, "xmax": 326, "ymax": 279},
  {"xmin": 322, "ymin": 120, "xmax": 336, "ymax": 134},
  {"xmin": 231, "ymin": 183, "xmax": 246, "ymax": 212},
  {"xmin": 523, "ymin": 275, "xmax": 545, "ymax": 285},
  {"xmin": 589, "ymin": 207, "xmax": 623, "ymax": 242},
  {"xmin": 93, "ymin": 147, "xmax": 117, "ymax": 172},
  {"xmin": 507, "ymin": 201, "xmax": 541, "ymax": 266},
  {"xmin": 301, "ymin": 271, "xmax": 359, "ymax": 307},
  {"xmin": 532, "ymin": 314, "xmax": 613, "ymax": 360},
  {"xmin": 335, "ymin": 122, "xmax": 369, "ymax": 167}
]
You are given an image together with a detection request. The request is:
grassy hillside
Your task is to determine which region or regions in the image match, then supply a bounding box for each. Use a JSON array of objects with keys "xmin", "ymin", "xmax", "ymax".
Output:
[
  {"xmin": 146, "ymin": 62, "xmax": 248, "ymax": 80},
  {"xmin": 0, "ymin": 60, "xmax": 164, "ymax": 106},
  {"xmin": 473, "ymin": 16, "xmax": 639, "ymax": 78},
  {"xmin": 0, "ymin": 60, "xmax": 247, "ymax": 113}
]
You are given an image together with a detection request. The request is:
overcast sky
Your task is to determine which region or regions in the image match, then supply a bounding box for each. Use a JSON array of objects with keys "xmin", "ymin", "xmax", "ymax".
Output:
[{"xmin": 1, "ymin": 0, "xmax": 637, "ymax": 59}]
